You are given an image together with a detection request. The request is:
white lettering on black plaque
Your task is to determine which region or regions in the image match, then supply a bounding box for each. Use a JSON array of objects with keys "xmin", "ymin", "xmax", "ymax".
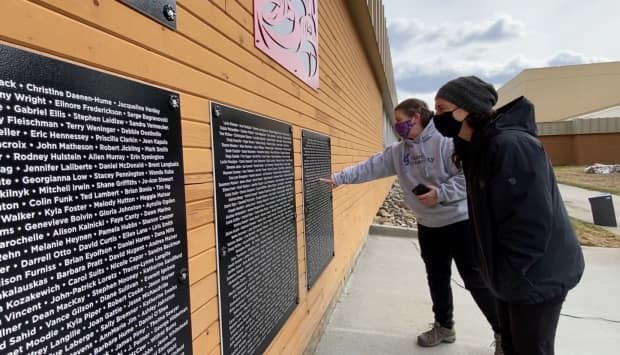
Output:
[
  {"xmin": 301, "ymin": 130, "xmax": 334, "ymax": 289},
  {"xmin": 0, "ymin": 44, "xmax": 191, "ymax": 354},
  {"xmin": 211, "ymin": 103, "xmax": 298, "ymax": 355}
]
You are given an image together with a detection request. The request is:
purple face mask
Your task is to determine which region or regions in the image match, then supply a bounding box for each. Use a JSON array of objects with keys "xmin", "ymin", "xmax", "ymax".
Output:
[{"xmin": 394, "ymin": 119, "xmax": 414, "ymax": 139}]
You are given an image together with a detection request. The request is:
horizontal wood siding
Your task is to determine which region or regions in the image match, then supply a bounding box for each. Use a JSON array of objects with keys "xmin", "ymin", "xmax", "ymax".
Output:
[{"xmin": 0, "ymin": 0, "xmax": 393, "ymax": 353}]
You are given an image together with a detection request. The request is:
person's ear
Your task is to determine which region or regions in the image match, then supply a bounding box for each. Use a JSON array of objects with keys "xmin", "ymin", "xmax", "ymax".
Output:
[{"xmin": 453, "ymin": 108, "xmax": 469, "ymax": 122}]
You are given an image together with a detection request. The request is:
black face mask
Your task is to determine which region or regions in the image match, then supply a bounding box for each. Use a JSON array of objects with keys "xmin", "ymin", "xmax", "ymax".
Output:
[{"xmin": 433, "ymin": 111, "xmax": 462, "ymax": 138}]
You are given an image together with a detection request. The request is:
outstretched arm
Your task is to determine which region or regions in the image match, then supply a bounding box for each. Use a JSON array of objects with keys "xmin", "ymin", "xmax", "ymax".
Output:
[{"xmin": 327, "ymin": 144, "xmax": 397, "ymax": 186}]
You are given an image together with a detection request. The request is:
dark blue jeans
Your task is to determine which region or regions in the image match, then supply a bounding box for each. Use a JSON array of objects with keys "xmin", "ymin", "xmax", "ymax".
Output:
[{"xmin": 418, "ymin": 220, "xmax": 500, "ymax": 333}]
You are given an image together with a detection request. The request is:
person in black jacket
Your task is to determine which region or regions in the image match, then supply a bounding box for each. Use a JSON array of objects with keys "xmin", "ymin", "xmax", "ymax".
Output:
[{"xmin": 431, "ymin": 76, "xmax": 585, "ymax": 355}]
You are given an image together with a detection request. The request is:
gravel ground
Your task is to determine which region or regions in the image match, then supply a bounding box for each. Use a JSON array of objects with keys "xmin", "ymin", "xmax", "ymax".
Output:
[{"xmin": 373, "ymin": 180, "xmax": 417, "ymax": 228}]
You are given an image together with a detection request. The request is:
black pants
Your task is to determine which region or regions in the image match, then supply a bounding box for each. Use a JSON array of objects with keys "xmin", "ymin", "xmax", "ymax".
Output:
[
  {"xmin": 497, "ymin": 296, "xmax": 564, "ymax": 355},
  {"xmin": 418, "ymin": 220, "xmax": 500, "ymax": 333}
]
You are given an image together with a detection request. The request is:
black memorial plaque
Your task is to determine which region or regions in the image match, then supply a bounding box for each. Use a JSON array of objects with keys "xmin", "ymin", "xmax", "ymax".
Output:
[
  {"xmin": 0, "ymin": 44, "xmax": 191, "ymax": 354},
  {"xmin": 119, "ymin": 0, "xmax": 177, "ymax": 30},
  {"xmin": 211, "ymin": 103, "xmax": 298, "ymax": 355},
  {"xmin": 301, "ymin": 130, "xmax": 334, "ymax": 289}
]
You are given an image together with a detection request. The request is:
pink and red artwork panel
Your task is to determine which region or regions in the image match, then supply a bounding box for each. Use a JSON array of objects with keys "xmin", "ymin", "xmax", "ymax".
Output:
[{"xmin": 254, "ymin": 0, "xmax": 319, "ymax": 90}]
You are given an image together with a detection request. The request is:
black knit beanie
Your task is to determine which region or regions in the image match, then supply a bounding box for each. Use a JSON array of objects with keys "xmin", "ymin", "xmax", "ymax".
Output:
[{"xmin": 435, "ymin": 76, "xmax": 498, "ymax": 113}]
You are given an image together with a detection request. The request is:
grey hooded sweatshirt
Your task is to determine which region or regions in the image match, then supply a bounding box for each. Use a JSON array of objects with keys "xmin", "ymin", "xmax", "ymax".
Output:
[{"xmin": 333, "ymin": 121, "xmax": 468, "ymax": 228}]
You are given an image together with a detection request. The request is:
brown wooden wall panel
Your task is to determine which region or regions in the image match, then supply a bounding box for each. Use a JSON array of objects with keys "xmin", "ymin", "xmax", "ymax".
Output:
[
  {"xmin": 541, "ymin": 133, "xmax": 620, "ymax": 166},
  {"xmin": 185, "ymin": 183, "xmax": 214, "ymax": 203},
  {"xmin": 191, "ymin": 296, "xmax": 219, "ymax": 339},
  {"xmin": 573, "ymin": 133, "xmax": 620, "ymax": 165},
  {"xmin": 193, "ymin": 320, "xmax": 221, "ymax": 354},
  {"xmin": 190, "ymin": 272, "xmax": 218, "ymax": 312},
  {"xmin": 189, "ymin": 248, "xmax": 217, "ymax": 286},
  {"xmin": 540, "ymin": 135, "xmax": 575, "ymax": 166},
  {"xmin": 187, "ymin": 223, "xmax": 216, "ymax": 257},
  {"xmin": 0, "ymin": 0, "xmax": 394, "ymax": 354}
]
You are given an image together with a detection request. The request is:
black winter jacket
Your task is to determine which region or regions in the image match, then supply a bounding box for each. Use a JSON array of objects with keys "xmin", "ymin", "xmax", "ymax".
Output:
[{"xmin": 460, "ymin": 96, "xmax": 585, "ymax": 304}]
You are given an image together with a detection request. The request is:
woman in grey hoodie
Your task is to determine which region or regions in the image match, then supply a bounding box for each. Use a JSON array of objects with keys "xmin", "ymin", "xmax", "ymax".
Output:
[{"xmin": 324, "ymin": 99, "xmax": 502, "ymax": 354}]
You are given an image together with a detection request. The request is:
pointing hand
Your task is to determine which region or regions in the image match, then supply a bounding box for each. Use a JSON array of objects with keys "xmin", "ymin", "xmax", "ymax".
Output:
[{"xmin": 319, "ymin": 176, "xmax": 337, "ymax": 188}]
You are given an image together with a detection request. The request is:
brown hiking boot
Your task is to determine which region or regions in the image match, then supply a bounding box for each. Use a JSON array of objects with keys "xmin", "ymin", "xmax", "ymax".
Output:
[{"xmin": 417, "ymin": 322, "xmax": 456, "ymax": 347}]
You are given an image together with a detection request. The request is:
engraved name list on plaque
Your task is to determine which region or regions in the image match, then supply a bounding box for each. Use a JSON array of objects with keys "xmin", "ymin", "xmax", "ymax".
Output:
[
  {"xmin": 301, "ymin": 130, "xmax": 334, "ymax": 289},
  {"xmin": 211, "ymin": 103, "xmax": 298, "ymax": 355},
  {"xmin": 0, "ymin": 44, "xmax": 191, "ymax": 354}
]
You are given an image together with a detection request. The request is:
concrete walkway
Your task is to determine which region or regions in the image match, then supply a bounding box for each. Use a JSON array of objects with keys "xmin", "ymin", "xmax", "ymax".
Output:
[
  {"xmin": 314, "ymin": 232, "xmax": 620, "ymax": 355},
  {"xmin": 559, "ymin": 183, "xmax": 620, "ymax": 236}
]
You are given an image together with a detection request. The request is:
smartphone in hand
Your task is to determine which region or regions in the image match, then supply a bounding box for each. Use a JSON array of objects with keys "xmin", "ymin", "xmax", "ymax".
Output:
[{"xmin": 412, "ymin": 184, "xmax": 431, "ymax": 196}]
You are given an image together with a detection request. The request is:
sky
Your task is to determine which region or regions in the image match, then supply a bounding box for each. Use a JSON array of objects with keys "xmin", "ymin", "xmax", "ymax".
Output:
[{"xmin": 383, "ymin": 0, "xmax": 620, "ymax": 104}]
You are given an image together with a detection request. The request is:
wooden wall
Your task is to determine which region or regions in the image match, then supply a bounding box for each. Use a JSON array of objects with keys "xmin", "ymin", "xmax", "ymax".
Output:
[
  {"xmin": 0, "ymin": 1, "xmax": 394, "ymax": 354},
  {"xmin": 541, "ymin": 133, "xmax": 620, "ymax": 166},
  {"xmin": 540, "ymin": 135, "xmax": 575, "ymax": 166},
  {"xmin": 573, "ymin": 133, "xmax": 620, "ymax": 165}
]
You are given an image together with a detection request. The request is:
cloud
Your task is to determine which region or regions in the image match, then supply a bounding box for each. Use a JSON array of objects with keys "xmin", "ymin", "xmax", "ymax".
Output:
[
  {"xmin": 452, "ymin": 15, "xmax": 524, "ymax": 46},
  {"xmin": 547, "ymin": 50, "xmax": 609, "ymax": 66},
  {"xmin": 394, "ymin": 55, "xmax": 529, "ymax": 95},
  {"xmin": 397, "ymin": 89, "xmax": 436, "ymax": 107},
  {"xmin": 392, "ymin": 50, "xmax": 612, "ymax": 101},
  {"xmin": 395, "ymin": 64, "xmax": 458, "ymax": 94},
  {"xmin": 387, "ymin": 19, "xmax": 442, "ymax": 50},
  {"xmin": 388, "ymin": 15, "xmax": 524, "ymax": 50}
]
